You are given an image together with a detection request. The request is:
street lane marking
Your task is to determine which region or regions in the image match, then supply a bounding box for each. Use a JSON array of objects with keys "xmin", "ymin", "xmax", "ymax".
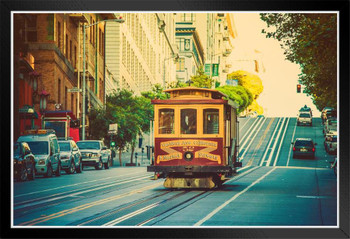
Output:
[
  {"xmin": 18, "ymin": 182, "xmax": 163, "ymax": 226},
  {"xmin": 224, "ymin": 166, "xmax": 259, "ymax": 184},
  {"xmin": 103, "ymin": 202, "xmax": 159, "ymax": 226},
  {"xmin": 266, "ymin": 117, "xmax": 286, "ymax": 166},
  {"xmin": 240, "ymin": 118, "xmax": 267, "ymax": 161},
  {"xmin": 15, "ymin": 171, "xmax": 148, "ymax": 198},
  {"xmin": 273, "ymin": 117, "xmax": 290, "ymax": 167},
  {"xmin": 286, "ymin": 117, "xmax": 298, "ymax": 167},
  {"xmin": 275, "ymin": 166, "xmax": 329, "ymax": 170},
  {"xmin": 296, "ymin": 195, "xmax": 333, "ymax": 199},
  {"xmin": 246, "ymin": 118, "xmax": 275, "ymax": 166},
  {"xmin": 239, "ymin": 118, "xmax": 261, "ymax": 149},
  {"xmin": 239, "ymin": 117, "xmax": 251, "ymax": 131},
  {"xmin": 194, "ymin": 167, "xmax": 277, "ymax": 226},
  {"xmin": 15, "ymin": 176, "xmax": 151, "ymax": 210},
  {"xmin": 239, "ymin": 118, "xmax": 265, "ymax": 160},
  {"xmin": 259, "ymin": 117, "xmax": 282, "ymax": 166}
]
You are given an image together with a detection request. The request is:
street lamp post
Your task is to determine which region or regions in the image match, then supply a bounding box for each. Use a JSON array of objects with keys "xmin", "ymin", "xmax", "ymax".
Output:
[{"xmin": 82, "ymin": 17, "xmax": 124, "ymax": 140}]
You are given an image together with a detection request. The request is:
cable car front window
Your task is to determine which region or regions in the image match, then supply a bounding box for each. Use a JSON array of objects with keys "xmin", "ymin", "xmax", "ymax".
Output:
[
  {"xmin": 159, "ymin": 109, "xmax": 174, "ymax": 134},
  {"xmin": 181, "ymin": 109, "xmax": 197, "ymax": 134},
  {"xmin": 203, "ymin": 109, "xmax": 219, "ymax": 134}
]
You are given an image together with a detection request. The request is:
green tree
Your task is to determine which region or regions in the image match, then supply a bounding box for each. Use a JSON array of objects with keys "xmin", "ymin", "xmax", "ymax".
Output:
[
  {"xmin": 167, "ymin": 65, "xmax": 213, "ymax": 89},
  {"xmin": 216, "ymin": 85, "xmax": 253, "ymax": 113},
  {"xmin": 190, "ymin": 66, "xmax": 214, "ymax": 88},
  {"xmin": 141, "ymin": 83, "xmax": 170, "ymax": 100},
  {"xmin": 89, "ymin": 88, "xmax": 153, "ymax": 166},
  {"xmin": 228, "ymin": 70, "xmax": 263, "ymax": 100},
  {"xmin": 88, "ymin": 107, "xmax": 108, "ymax": 141},
  {"xmin": 260, "ymin": 13, "xmax": 337, "ymax": 110},
  {"xmin": 166, "ymin": 80, "xmax": 187, "ymax": 89},
  {"xmin": 228, "ymin": 70, "xmax": 264, "ymax": 115}
]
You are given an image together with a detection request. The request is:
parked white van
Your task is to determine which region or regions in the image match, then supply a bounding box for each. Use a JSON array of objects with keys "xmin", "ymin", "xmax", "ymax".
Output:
[{"xmin": 17, "ymin": 129, "xmax": 61, "ymax": 177}]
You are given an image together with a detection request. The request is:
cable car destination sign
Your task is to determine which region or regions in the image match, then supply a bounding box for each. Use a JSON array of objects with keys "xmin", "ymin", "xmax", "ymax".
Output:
[{"xmin": 156, "ymin": 139, "xmax": 221, "ymax": 164}]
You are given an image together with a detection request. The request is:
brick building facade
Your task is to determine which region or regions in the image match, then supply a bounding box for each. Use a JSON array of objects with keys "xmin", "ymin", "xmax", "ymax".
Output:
[{"xmin": 14, "ymin": 13, "xmax": 114, "ymax": 140}]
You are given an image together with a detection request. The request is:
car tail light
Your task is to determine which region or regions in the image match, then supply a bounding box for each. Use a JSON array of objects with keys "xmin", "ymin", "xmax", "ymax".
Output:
[
  {"xmin": 312, "ymin": 148, "xmax": 315, "ymax": 152},
  {"xmin": 293, "ymin": 147, "xmax": 296, "ymax": 151}
]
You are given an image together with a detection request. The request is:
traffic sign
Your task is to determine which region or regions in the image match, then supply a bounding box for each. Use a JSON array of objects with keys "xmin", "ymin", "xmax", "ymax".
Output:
[
  {"xmin": 108, "ymin": 130, "xmax": 117, "ymax": 135},
  {"xmin": 68, "ymin": 87, "xmax": 82, "ymax": 93}
]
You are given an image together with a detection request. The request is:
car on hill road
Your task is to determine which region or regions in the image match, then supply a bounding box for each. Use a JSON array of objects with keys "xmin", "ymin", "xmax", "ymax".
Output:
[
  {"xmin": 292, "ymin": 138, "xmax": 317, "ymax": 159},
  {"xmin": 297, "ymin": 112, "xmax": 312, "ymax": 126}
]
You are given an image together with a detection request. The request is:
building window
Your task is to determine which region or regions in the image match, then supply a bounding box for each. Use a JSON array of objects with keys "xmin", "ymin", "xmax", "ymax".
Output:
[
  {"xmin": 71, "ymin": 94, "xmax": 74, "ymax": 112},
  {"xmin": 74, "ymin": 45, "xmax": 77, "ymax": 68},
  {"xmin": 176, "ymin": 58, "xmax": 185, "ymax": 72},
  {"xmin": 58, "ymin": 79, "xmax": 61, "ymax": 103},
  {"xmin": 66, "ymin": 34, "xmax": 69, "ymax": 58},
  {"xmin": 26, "ymin": 14, "xmax": 37, "ymax": 42},
  {"xmin": 99, "ymin": 78, "xmax": 103, "ymax": 100},
  {"xmin": 90, "ymin": 17, "xmax": 93, "ymax": 43},
  {"xmin": 93, "ymin": 20, "xmax": 95, "ymax": 45},
  {"xmin": 99, "ymin": 28, "xmax": 102, "ymax": 55},
  {"xmin": 70, "ymin": 40, "xmax": 72, "ymax": 62},
  {"xmin": 176, "ymin": 38, "xmax": 185, "ymax": 51},
  {"xmin": 180, "ymin": 13, "xmax": 195, "ymax": 22},
  {"xmin": 102, "ymin": 32, "xmax": 105, "ymax": 56},
  {"xmin": 64, "ymin": 86, "xmax": 68, "ymax": 110}
]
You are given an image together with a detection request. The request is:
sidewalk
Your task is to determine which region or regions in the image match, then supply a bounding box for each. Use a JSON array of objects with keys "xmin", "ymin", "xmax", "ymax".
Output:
[{"xmin": 110, "ymin": 149, "xmax": 151, "ymax": 167}]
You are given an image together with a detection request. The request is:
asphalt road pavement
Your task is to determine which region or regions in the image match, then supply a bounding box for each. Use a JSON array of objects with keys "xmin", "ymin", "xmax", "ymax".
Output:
[{"xmin": 12, "ymin": 117, "xmax": 337, "ymax": 227}]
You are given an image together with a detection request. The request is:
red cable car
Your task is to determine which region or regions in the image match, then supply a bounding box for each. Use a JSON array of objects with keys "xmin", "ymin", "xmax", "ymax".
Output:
[{"xmin": 147, "ymin": 87, "xmax": 242, "ymax": 189}]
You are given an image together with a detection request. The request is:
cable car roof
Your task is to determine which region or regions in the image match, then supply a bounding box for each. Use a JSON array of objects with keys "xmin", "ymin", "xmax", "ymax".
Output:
[
  {"xmin": 158, "ymin": 87, "xmax": 238, "ymax": 108},
  {"xmin": 164, "ymin": 87, "xmax": 226, "ymax": 99}
]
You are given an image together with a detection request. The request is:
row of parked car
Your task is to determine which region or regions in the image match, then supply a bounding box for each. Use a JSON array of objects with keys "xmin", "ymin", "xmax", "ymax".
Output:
[
  {"xmin": 292, "ymin": 105, "xmax": 337, "ymax": 160},
  {"xmin": 321, "ymin": 107, "xmax": 337, "ymax": 155},
  {"xmin": 14, "ymin": 129, "xmax": 113, "ymax": 182}
]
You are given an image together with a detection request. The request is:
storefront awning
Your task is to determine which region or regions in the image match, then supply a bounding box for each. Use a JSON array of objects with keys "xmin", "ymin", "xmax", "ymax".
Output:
[{"xmin": 43, "ymin": 110, "xmax": 77, "ymax": 120}]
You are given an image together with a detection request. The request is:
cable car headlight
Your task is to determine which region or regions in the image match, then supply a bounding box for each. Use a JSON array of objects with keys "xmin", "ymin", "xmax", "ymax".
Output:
[{"xmin": 184, "ymin": 151, "xmax": 194, "ymax": 161}]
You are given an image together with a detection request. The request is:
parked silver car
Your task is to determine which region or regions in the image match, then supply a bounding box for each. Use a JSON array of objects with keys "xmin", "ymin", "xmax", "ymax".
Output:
[
  {"xmin": 76, "ymin": 140, "xmax": 111, "ymax": 170},
  {"xmin": 58, "ymin": 140, "xmax": 83, "ymax": 174},
  {"xmin": 323, "ymin": 118, "xmax": 337, "ymax": 135},
  {"xmin": 324, "ymin": 132, "xmax": 337, "ymax": 155}
]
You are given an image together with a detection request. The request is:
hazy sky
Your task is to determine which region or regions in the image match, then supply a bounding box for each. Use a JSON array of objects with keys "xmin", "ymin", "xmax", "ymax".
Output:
[{"xmin": 230, "ymin": 13, "xmax": 321, "ymax": 117}]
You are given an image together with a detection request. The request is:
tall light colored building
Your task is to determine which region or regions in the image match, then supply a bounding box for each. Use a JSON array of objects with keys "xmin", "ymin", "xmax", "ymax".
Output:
[
  {"xmin": 204, "ymin": 13, "xmax": 237, "ymax": 86},
  {"xmin": 174, "ymin": 13, "xmax": 237, "ymax": 87},
  {"xmin": 105, "ymin": 13, "xmax": 178, "ymax": 95},
  {"xmin": 175, "ymin": 13, "xmax": 205, "ymax": 84}
]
